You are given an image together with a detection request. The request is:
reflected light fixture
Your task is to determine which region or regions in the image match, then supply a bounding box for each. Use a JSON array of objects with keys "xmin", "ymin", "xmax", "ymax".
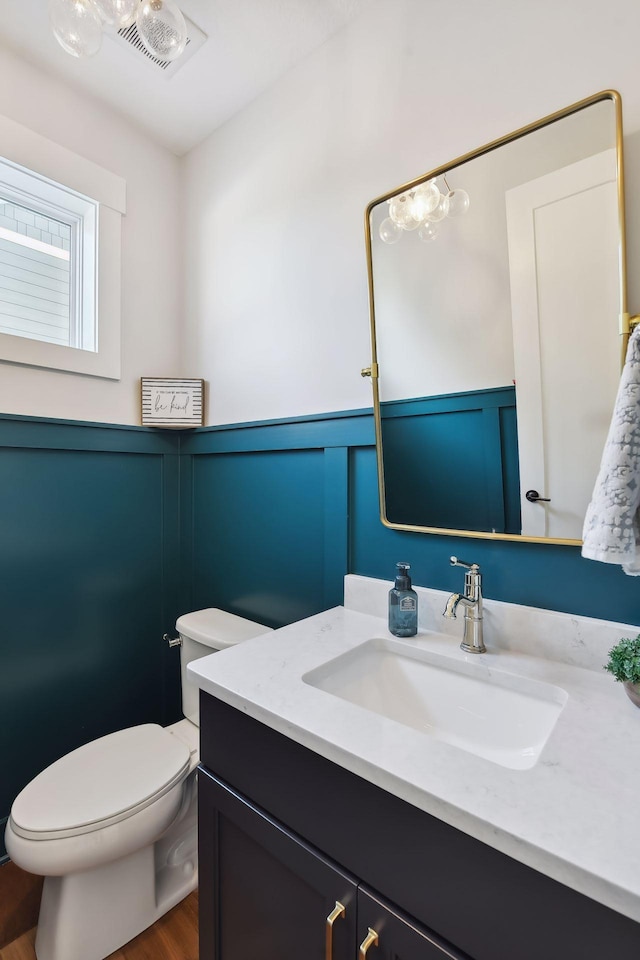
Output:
[
  {"xmin": 48, "ymin": 0, "xmax": 188, "ymax": 62},
  {"xmin": 379, "ymin": 176, "xmax": 470, "ymax": 245}
]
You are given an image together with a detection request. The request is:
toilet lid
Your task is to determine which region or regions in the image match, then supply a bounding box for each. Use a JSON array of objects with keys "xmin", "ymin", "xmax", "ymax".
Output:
[
  {"xmin": 10, "ymin": 724, "xmax": 190, "ymax": 841},
  {"xmin": 176, "ymin": 607, "xmax": 272, "ymax": 649}
]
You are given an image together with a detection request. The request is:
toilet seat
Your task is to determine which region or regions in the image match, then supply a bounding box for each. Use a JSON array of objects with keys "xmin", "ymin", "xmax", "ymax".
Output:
[
  {"xmin": 10, "ymin": 724, "xmax": 190, "ymax": 841},
  {"xmin": 4, "ymin": 606, "xmax": 271, "ymax": 960}
]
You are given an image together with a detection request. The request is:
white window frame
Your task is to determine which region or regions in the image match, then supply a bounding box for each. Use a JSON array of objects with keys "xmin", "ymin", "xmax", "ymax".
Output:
[{"xmin": 0, "ymin": 114, "xmax": 126, "ymax": 380}]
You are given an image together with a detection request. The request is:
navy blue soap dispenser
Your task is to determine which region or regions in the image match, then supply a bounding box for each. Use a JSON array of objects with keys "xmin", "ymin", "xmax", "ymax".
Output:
[{"xmin": 388, "ymin": 562, "xmax": 418, "ymax": 637}]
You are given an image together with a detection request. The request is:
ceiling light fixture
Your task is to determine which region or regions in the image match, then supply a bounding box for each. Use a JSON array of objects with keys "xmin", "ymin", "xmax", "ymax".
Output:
[
  {"xmin": 92, "ymin": 0, "xmax": 139, "ymax": 28},
  {"xmin": 49, "ymin": 0, "xmax": 103, "ymax": 58},
  {"xmin": 135, "ymin": 0, "xmax": 187, "ymax": 62},
  {"xmin": 48, "ymin": 0, "xmax": 188, "ymax": 62}
]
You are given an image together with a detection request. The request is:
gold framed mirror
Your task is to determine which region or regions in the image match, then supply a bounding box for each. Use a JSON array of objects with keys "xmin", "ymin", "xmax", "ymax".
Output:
[{"xmin": 364, "ymin": 90, "xmax": 630, "ymax": 545}]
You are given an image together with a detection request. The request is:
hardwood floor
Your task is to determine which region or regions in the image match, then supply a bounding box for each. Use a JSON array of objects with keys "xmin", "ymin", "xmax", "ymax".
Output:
[
  {"xmin": 0, "ymin": 891, "xmax": 199, "ymax": 960},
  {"xmin": 0, "ymin": 863, "xmax": 43, "ymax": 948}
]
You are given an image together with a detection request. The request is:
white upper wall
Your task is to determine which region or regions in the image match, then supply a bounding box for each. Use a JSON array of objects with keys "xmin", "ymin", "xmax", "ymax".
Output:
[
  {"xmin": 0, "ymin": 41, "xmax": 182, "ymax": 425},
  {"xmin": 182, "ymin": 0, "xmax": 640, "ymax": 426},
  {"xmin": 4, "ymin": 0, "xmax": 640, "ymax": 428}
]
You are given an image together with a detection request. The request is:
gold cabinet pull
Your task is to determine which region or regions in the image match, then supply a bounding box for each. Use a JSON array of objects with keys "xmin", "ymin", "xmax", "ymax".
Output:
[
  {"xmin": 325, "ymin": 901, "xmax": 346, "ymax": 960},
  {"xmin": 359, "ymin": 927, "xmax": 379, "ymax": 958}
]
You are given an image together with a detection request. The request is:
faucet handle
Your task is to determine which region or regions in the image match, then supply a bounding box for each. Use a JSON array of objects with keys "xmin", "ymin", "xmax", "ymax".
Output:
[{"xmin": 450, "ymin": 556, "xmax": 480, "ymax": 571}]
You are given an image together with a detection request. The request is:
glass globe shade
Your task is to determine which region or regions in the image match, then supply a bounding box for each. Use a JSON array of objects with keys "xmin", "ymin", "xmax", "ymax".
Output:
[
  {"xmin": 410, "ymin": 181, "xmax": 440, "ymax": 221},
  {"xmin": 388, "ymin": 194, "xmax": 410, "ymax": 225},
  {"xmin": 427, "ymin": 193, "xmax": 450, "ymax": 223},
  {"xmin": 379, "ymin": 218, "xmax": 403, "ymax": 244},
  {"xmin": 136, "ymin": 0, "xmax": 187, "ymax": 62},
  {"xmin": 49, "ymin": 0, "xmax": 102, "ymax": 58},
  {"xmin": 389, "ymin": 194, "xmax": 420, "ymax": 231},
  {"xmin": 446, "ymin": 188, "xmax": 470, "ymax": 217},
  {"xmin": 92, "ymin": 0, "xmax": 139, "ymax": 27},
  {"xmin": 418, "ymin": 221, "xmax": 439, "ymax": 243}
]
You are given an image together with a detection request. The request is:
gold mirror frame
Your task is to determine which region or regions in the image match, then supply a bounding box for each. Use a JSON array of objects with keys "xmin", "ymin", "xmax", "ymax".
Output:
[{"xmin": 363, "ymin": 90, "xmax": 630, "ymax": 546}]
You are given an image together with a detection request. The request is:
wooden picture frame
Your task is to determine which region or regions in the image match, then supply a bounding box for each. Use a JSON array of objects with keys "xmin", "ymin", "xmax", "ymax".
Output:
[{"xmin": 141, "ymin": 378, "xmax": 204, "ymax": 428}]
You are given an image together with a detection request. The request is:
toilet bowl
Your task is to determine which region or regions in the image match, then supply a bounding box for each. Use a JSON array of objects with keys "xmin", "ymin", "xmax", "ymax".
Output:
[{"xmin": 5, "ymin": 608, "xmax": 271, "ymax": 960}]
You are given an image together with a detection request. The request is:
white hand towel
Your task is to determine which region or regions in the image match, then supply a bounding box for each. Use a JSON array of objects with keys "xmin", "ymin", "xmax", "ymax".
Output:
[{"xmin": 582, "ymin": 324, "xmax": 640, "ymax": 575}]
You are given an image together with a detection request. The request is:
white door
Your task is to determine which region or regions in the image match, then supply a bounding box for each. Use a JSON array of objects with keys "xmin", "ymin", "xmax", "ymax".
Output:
[{"xmin": 505, "ymin": 150, "xmax": 621, "ymax": 539}]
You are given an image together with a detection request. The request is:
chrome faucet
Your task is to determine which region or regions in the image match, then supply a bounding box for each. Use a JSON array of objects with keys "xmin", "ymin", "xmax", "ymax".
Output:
[{"xmin": 443, "ymin": 557, "xmax": 486, "ymax": 654}]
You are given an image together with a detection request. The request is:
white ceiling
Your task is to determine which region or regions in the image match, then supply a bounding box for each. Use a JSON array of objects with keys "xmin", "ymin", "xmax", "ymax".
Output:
[{"xmin": 0, "ymin": 0, "xmax": 375, "ymax": 155}]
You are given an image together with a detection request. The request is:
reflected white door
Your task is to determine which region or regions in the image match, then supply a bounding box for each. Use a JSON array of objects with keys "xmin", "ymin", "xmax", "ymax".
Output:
[{"xmin": 506, "ymin": 149, "xmax": 620, "ymax": 539}]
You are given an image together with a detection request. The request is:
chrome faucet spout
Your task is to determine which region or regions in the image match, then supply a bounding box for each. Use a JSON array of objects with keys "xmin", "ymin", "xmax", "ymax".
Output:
[
  {"xmin": 443, "ymin": 592, "xmax": 471, "ymax": 619},
  {"xmin": 443, "ymin": 557, "xmax": 486, "ymax": 654}
]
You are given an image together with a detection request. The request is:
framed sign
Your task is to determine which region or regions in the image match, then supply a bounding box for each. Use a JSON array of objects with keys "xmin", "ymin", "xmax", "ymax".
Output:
[{"xmin": 141, "ymin": 378, "xmax": 205, "ymax": 428}]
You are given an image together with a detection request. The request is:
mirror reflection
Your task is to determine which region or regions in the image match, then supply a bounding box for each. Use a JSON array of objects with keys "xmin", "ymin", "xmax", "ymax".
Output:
[{"xmin": 367, "ymin": 94, "xmax": 623, "ymax": 543}]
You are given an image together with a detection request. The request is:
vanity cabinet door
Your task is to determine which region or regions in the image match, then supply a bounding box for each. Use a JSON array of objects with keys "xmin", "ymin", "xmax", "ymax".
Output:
[
  {"xmin": 199, "ymin": 767, "xmax": 358, "ymax": 960},
  {"xmin": 357, "ymin": 887, "xmax": 470, "ymax": 960}
]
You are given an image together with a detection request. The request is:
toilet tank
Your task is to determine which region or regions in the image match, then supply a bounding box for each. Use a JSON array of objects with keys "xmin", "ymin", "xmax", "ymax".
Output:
[{"xmin": 176, "ymin": 608, "xmax": 272, "ymax": 726}]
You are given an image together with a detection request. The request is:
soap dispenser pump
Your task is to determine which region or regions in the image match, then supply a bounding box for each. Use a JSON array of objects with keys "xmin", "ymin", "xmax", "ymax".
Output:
[{"xmin": 388, "ymin": 562, "xmax": 418, "ymax": 637}]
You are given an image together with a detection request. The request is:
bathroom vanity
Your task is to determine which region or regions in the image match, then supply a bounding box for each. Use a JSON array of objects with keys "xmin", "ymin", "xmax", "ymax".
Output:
[{"xmin": 191, "ymin": 577, "xmax": 640, "ymax": 960}]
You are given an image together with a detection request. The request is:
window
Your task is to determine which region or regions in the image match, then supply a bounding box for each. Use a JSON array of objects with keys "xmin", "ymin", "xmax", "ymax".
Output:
[
  {"xmin": 0, "ymin": 115, "xmax": 125, "ymax": 379},
  {"xmin": 0, "ymin": 198, "xmax": 74, "ymax": 346},
  {"xmin": 0, "ymin": 160, "xmax": 97, "ymax": 350}
]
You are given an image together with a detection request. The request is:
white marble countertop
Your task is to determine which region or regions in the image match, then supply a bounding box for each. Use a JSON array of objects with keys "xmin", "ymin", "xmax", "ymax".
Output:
[{"xmin": 188, "ymin": 576, "xmax": 640, "ymax": 924}]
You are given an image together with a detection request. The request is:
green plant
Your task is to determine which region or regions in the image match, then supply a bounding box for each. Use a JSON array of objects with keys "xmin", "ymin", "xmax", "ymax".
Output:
[{"xmin": 604, "ymin": 635, "xmax": 640, "ymax": 684}]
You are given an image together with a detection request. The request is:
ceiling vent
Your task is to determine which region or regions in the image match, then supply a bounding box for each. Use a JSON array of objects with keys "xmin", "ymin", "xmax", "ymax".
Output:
[{"xmin": 107, "ymin": 11, "xmax": 207, "ymax": 79}]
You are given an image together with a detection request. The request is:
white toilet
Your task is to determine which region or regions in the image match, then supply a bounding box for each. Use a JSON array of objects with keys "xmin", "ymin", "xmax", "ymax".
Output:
[{"xmin": 5, "ymin": 608, "xmax": 271, "ymax": 960}]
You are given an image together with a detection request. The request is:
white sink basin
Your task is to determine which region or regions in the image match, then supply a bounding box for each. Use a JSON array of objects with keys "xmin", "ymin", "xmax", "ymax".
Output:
[{"xmin": 303, "ymin": 637, "xmax": 567, "ymax": 770}]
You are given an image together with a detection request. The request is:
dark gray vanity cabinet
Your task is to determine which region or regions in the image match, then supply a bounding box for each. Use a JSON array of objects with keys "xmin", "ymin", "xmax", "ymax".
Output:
[
  {"xmin": 198, "ymin": 693, "xmax": 640, "ymax": 960},
  {"xmin": 199, "ymin": 769, "xmax": 466, "ymax": 960},
  {"xmin": 198, "ymin": 769, "xmax": 358, "ymax": 960}
]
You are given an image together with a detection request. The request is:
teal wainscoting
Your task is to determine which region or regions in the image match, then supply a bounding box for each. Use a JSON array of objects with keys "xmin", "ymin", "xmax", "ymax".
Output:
[
  {"xmin": 2, "ymin": 405, "xmax": 639, "ymax": 862},
  {"xmin": 179, "ymin": 410, "xmax": 372, "ymax": 626},
  {"xmin": 180, "ymin": 407, "xmax": 640, "ymax": 633},
  {"xmin": 0, "ymin": 414, "xmax": 183, "ymax": 859}
]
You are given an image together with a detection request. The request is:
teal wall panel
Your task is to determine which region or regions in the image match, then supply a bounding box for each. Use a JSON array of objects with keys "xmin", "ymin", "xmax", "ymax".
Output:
[
  {"xmin": 0, "ymin": 416, "xmax": 183, "ymax": 860},
  {"xmin": 189, "ymin": 449, "xmax": 328, "ymax": 627},
  {"xmin": 181, "ymin": 412, "xmax": 367, "ymax": 625},
  {"xmin": 323, "ymin": 447, "xmax": 350, "ymax": 609},
  {"xmin": 0, "ymin": 413, "xmax": 178, "ymax": 454},
  {"xmin": 179, "ymin": 407, "xmax": 374, "ymax": 456}
]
